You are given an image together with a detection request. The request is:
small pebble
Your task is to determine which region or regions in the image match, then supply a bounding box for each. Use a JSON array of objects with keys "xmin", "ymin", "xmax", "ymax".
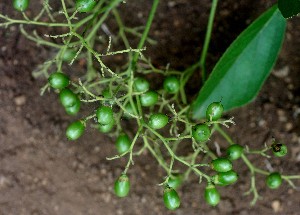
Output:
[
  {"xmin": 271, "ymin": 200, "xmax": 282, "ymax": 213},
  {"xmin": 14, "ymin": 95, "xmax": 26, "ymax": 106}
]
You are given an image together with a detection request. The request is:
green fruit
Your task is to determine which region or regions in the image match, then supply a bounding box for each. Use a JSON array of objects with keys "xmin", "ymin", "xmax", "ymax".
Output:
[
  {"xmin": 163, "ymin": 76, "xmax": 180, "ymax": 94},
  {"xmin": 206, "ymin": 102, "xmax": 224, "ymax": 121},
  {"xmin": 62, "ymin": 49, "xmax": 76, "ymax": 62},
  {"xmin": 48, "ymin": 72, "xmax": 70, "ymax": 90},
  {"xmin": 168, "ymin": 174, "xmax": 183, "ymax": 189},
  {"xmin": 213, "ymin": 170, "xmax": 238, "ymax": 186},
  {"xmin": 114, "ymin": 174, "xmax": 130, "ymax": 197},
  {"xmin": 65, "ymin": 98, "xmax": 81, "ymax": 115},
  {"xmin": 102, "ymin": 88, "xmax": 112, "ymax": 99},
  {"xmin": 226, "ymin": 144, "xmax": 244, "ymax": 160},
  {"xmin": 116, "ymin": 133, "xmax": 131, "ymax": 154},
  {"xmin": 266, "ymin": 172, "xmax": 282, "ymax": 189},
  {"xmin": 140, "ymin": 91, "xmax": 158, "ymax": 107},
  {"xmin": 163, "ymin": 187, "xmax": 180, "ymax": 210},
  {"xmin": 13, "ymin": 0, "xmax": 29, "ymax": 12},
  {"xmin": 59, "ymin": 88, "xmax": 79, "ymax": 108},
  {"xmin": 192, "ymin": 124, "xmax": 211, "ymax": 142},
  {"xmin": 66, "ymin": 121, "xmax": 85, "ymax": 140},
  {"xmin": 98, "ymin": 119, "xmax": 114, "ymax": 133},
  {"xmin": 134, "ymin": 77, "xmax": 149, "ymax": 92},
  {"xmin": 204, "ymin": 184, "xmax": 220, "ymax": 206},
  {"xmin": 148, "ymin": 113, "xmax": 168, "ymax": 129},
  {"xmin": 272, "ymin": 143, "xmax": 288, "ymax": 157},
  {"xmin": 102, "ymin": 88, "xmax": 114, "ymax": 106},
  {"xmin": 76, "ymin": 0, "xmax": 96, "ymax": 13},
  {"xmin": 123, "ymin": 102, "xmax": 135, "ymax": 118},
  {"xmin": 211, "ymin": 158, "xmax": 232, "ymax": 173},
  {"xmin": 96, "ymin": 106, "xmax": 114, "ymax": 125}
]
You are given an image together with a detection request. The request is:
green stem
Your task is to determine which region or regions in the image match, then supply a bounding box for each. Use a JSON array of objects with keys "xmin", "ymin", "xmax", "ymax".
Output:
[
  {"xmin": 199, "ymin": 0, "xmax": 218, "ymax": 83},
  {"xmin": 131, "ymin": 0, "xmax": 159, "ymax": 70},
  {"xmin": 144, "ymin": 124, "xmax": 210, "ymax": 181}
]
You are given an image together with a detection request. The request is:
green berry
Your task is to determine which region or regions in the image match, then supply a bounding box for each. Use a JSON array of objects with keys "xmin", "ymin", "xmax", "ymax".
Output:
[
  {"xmin": 116, "ymin": 133, "xmax": 131, "ymax": 154},
  {"xmin": 48, "ymin": 72, "xmax": 70, "ymax": 90},
  {"xmin": 66, "ymin": 121, "xmax": 85, "ymax": 140},
  {"xmin": 206, "ymin": 102, "xmax": 224, "ymax": 121},
  {"xmin": 123, "ymin": 102, "xmax": 135, "ymax": 118},
  {"xmin": 272, "ymin": 143, "xmax": 288, "ymax": 157},
  {"xmin": 140, "ymin": 91, "xmax": 158, "ymax": 107},
  {"xmin": 76, "ymin": 0, "xmax": 96, "ymax": 13},
  {"xmin": 98, "ymin": 119, "xmax": 115, "ymax": 133},
  {"xmin": 213, "ymin": 170, "xmax": 238, "ymax": 186},
  {"xmin": 134, "ymin": 77, "xmax": 149, "ymax": 92},
  {"xmin": 59, "ymin": 88, "xmax": 79, "ymax": 108},
  {"xmin": 13, "ymin": 0, "xmax": 29, "ymax": 12},
  {"xmin": 266, "ymin": 172, "xmax": 282, "ymax": 189},
  {"xmin": 226, "ymin": 144, "xmax": 244, "ymax": 160},
  {"xmin": 168, "ymin": 174, "xmax": 183, "ymax": 189},
  {"xmin": 114, "ymin": 174, "xmax": 130, "ymax": 197},
  {"xmin": 65, "ymin": 98, "xmax": 81, "ymax": 115},
  {"xmin": 163, "ymin": 187, "xmax": 180, "ymax": 210},
  {"xmin": 163, "ymin": 76, "xmax": 180, "ymax": 94},
  {"xmin": 62, "ymin": 49, "xmax": 76, "ymax": 62},
  {"xmin": 211, "ymin": 158, "xmax": 232, "ymax": 173},
  {"xmin": 148, "ymin": 113, "xmax": 169, "ymax": 130},
  {"xmin": 204, "ymin": 184, "xmax": 220, "ymax": 206},
  {"xmin": 102, "ymin": 88, "xmax": 112, "ymax": 99},
  {"xmin": 96, "ymin": 106, "xmax": 114, "ymax": 125},
  {"xmin": 192, "ymin": 124, "xmax": 211, "ymax": 142}
]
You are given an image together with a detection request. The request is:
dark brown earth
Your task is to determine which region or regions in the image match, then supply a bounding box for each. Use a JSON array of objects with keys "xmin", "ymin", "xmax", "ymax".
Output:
[{"xmin": 1, "ymin": 0, "xmax": 300, "ymax": 215}]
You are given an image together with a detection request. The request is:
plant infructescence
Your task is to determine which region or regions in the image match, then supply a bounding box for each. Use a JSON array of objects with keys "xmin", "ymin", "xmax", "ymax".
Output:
[{"xmin": 2, "ymin": 0, "xmax": 300, "ymax": 210}]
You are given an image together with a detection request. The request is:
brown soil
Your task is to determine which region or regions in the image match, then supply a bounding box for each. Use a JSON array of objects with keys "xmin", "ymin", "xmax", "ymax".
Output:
[{"xmin": 1, "ymin": 1, "xmax": 300, "ymax": 215}]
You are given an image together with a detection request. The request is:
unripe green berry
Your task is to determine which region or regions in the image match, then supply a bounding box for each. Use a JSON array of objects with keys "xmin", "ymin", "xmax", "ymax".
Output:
[
  {"xmin": 59, "ymin": 88, "xmax": 79, "ymax": 108},
  {"xmin": 163, "ymin": 76, "xmax": 180, "ymax": 94},
  {"xmin": 116, "ymin": 133, "xmax": 131, "ymax": 154},
  {"xmin": 96, "ymin": 106, "xmax": 114, "ymax": 125},
  {"xmin": 65, "ymin": 99, "xmax": 81, "ymax": 115},
  {"xmin": 134, "ymin": 77, "xmax": 149, "ymax": 92},
  {"xmin": 148, "ymin": 113, "xmax": 169, "ymax": 130},
  {"xmin": 76, "ymin": 0, "xmax": 96, "ymax": 13},
  {"xmin": 140, "ymin": 91, "xmax": 158, "ymax": 107},
  {"xmin": 13, "ymin": 0, "xmax": 29, "ymax": 12},
  {"xmin": 266, "ymin": 172, "xmax": 282, "ymax": 189},
  {"xmin": 163, "ymin": 187, "xmax": 180, "ymax": 210},
  {"xmin": 66, "ymin": 120, "xmax": 85, "ymax": 140},
  {"xmin": 48, "ymin": 72, "xmax": 70, "ymax": 90},
  {"xmin": 206, "ymin": 102, "xmax": 224, "ymax": 121},
  {"xmin": 98, "ymin": 119, "xmax": 115, "ymax": 133},
  {"xmin": 204, "ymin": 184, "xmax": 220, "ymax": 206},
  {"xmin": 192, "ymin": 124, "xmax": 211, "ymax": 142},
  {"xmin": 272, "ymin": 143, "xmax": 288, "ymax": 157},
  {"xmin": 62, "ymin": 49, "xmax": 76, "ymax": 62},
  {"xmin": 213, "ymin": 170, "xmax": 238, "ymax": 186},
  {"xmin": 211, "ymin": 158, "xmax": 232, "ymax": 173},
  {"xmin": 167, "ymin": 174, "xmax": 183, "ymax": 189},
  {"xmin": 226, "ymin": 144, "xmax": 244, "ymax": 160},
  {"xmin": 114, "ymin": 174, "xmax": 130, "ymax": 197}
]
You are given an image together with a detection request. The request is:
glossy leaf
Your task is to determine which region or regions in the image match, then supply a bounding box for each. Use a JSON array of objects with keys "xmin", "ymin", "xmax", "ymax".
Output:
[
  {"xmin": 191, "ymin": 6, "xmax": 286, "ymax": 120},
  {"xmin": 278, "ymin": 0, "xmax": 300, "ymax": 18}
]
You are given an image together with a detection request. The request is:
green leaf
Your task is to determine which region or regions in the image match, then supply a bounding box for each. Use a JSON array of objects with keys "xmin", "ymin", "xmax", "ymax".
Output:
[
  {"xmin": 278, "ymin": 0, "xmax": 300, "ymax": 18},
  {"xmin": 190, "ymin": 5, "xmax": 286, "ymax": 120}
]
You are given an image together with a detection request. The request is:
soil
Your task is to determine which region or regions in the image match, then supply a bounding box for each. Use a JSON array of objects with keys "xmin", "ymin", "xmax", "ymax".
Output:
[{"xmin": 1, "ymin": 0, "xmax": 300, "ymax": 215}]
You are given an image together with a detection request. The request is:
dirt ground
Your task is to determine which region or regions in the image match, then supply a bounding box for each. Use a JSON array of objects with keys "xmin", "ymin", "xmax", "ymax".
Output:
[{"xmin": 0, "ymin": 0, "xmax": 300, "ymax": 215}]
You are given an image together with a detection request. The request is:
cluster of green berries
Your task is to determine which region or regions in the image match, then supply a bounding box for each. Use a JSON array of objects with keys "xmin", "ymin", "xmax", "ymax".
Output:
[
  {"xmin": 48, "ymin": 71, "xmax": 86, "ymax": 141},
  {"xmin": 14, "ymin": 0, "xmax": 293, "ymax": 210},
  {"xmin": 192, "ymin": 102, "xmax": 224, "ymax": 143},
  {"xmin": 133, "ymin": 76, "xmax": 180, "ymax": 130},
  {"xmin": 264, "ymin": 141, "xmax": 288, "ymax": 189}
]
